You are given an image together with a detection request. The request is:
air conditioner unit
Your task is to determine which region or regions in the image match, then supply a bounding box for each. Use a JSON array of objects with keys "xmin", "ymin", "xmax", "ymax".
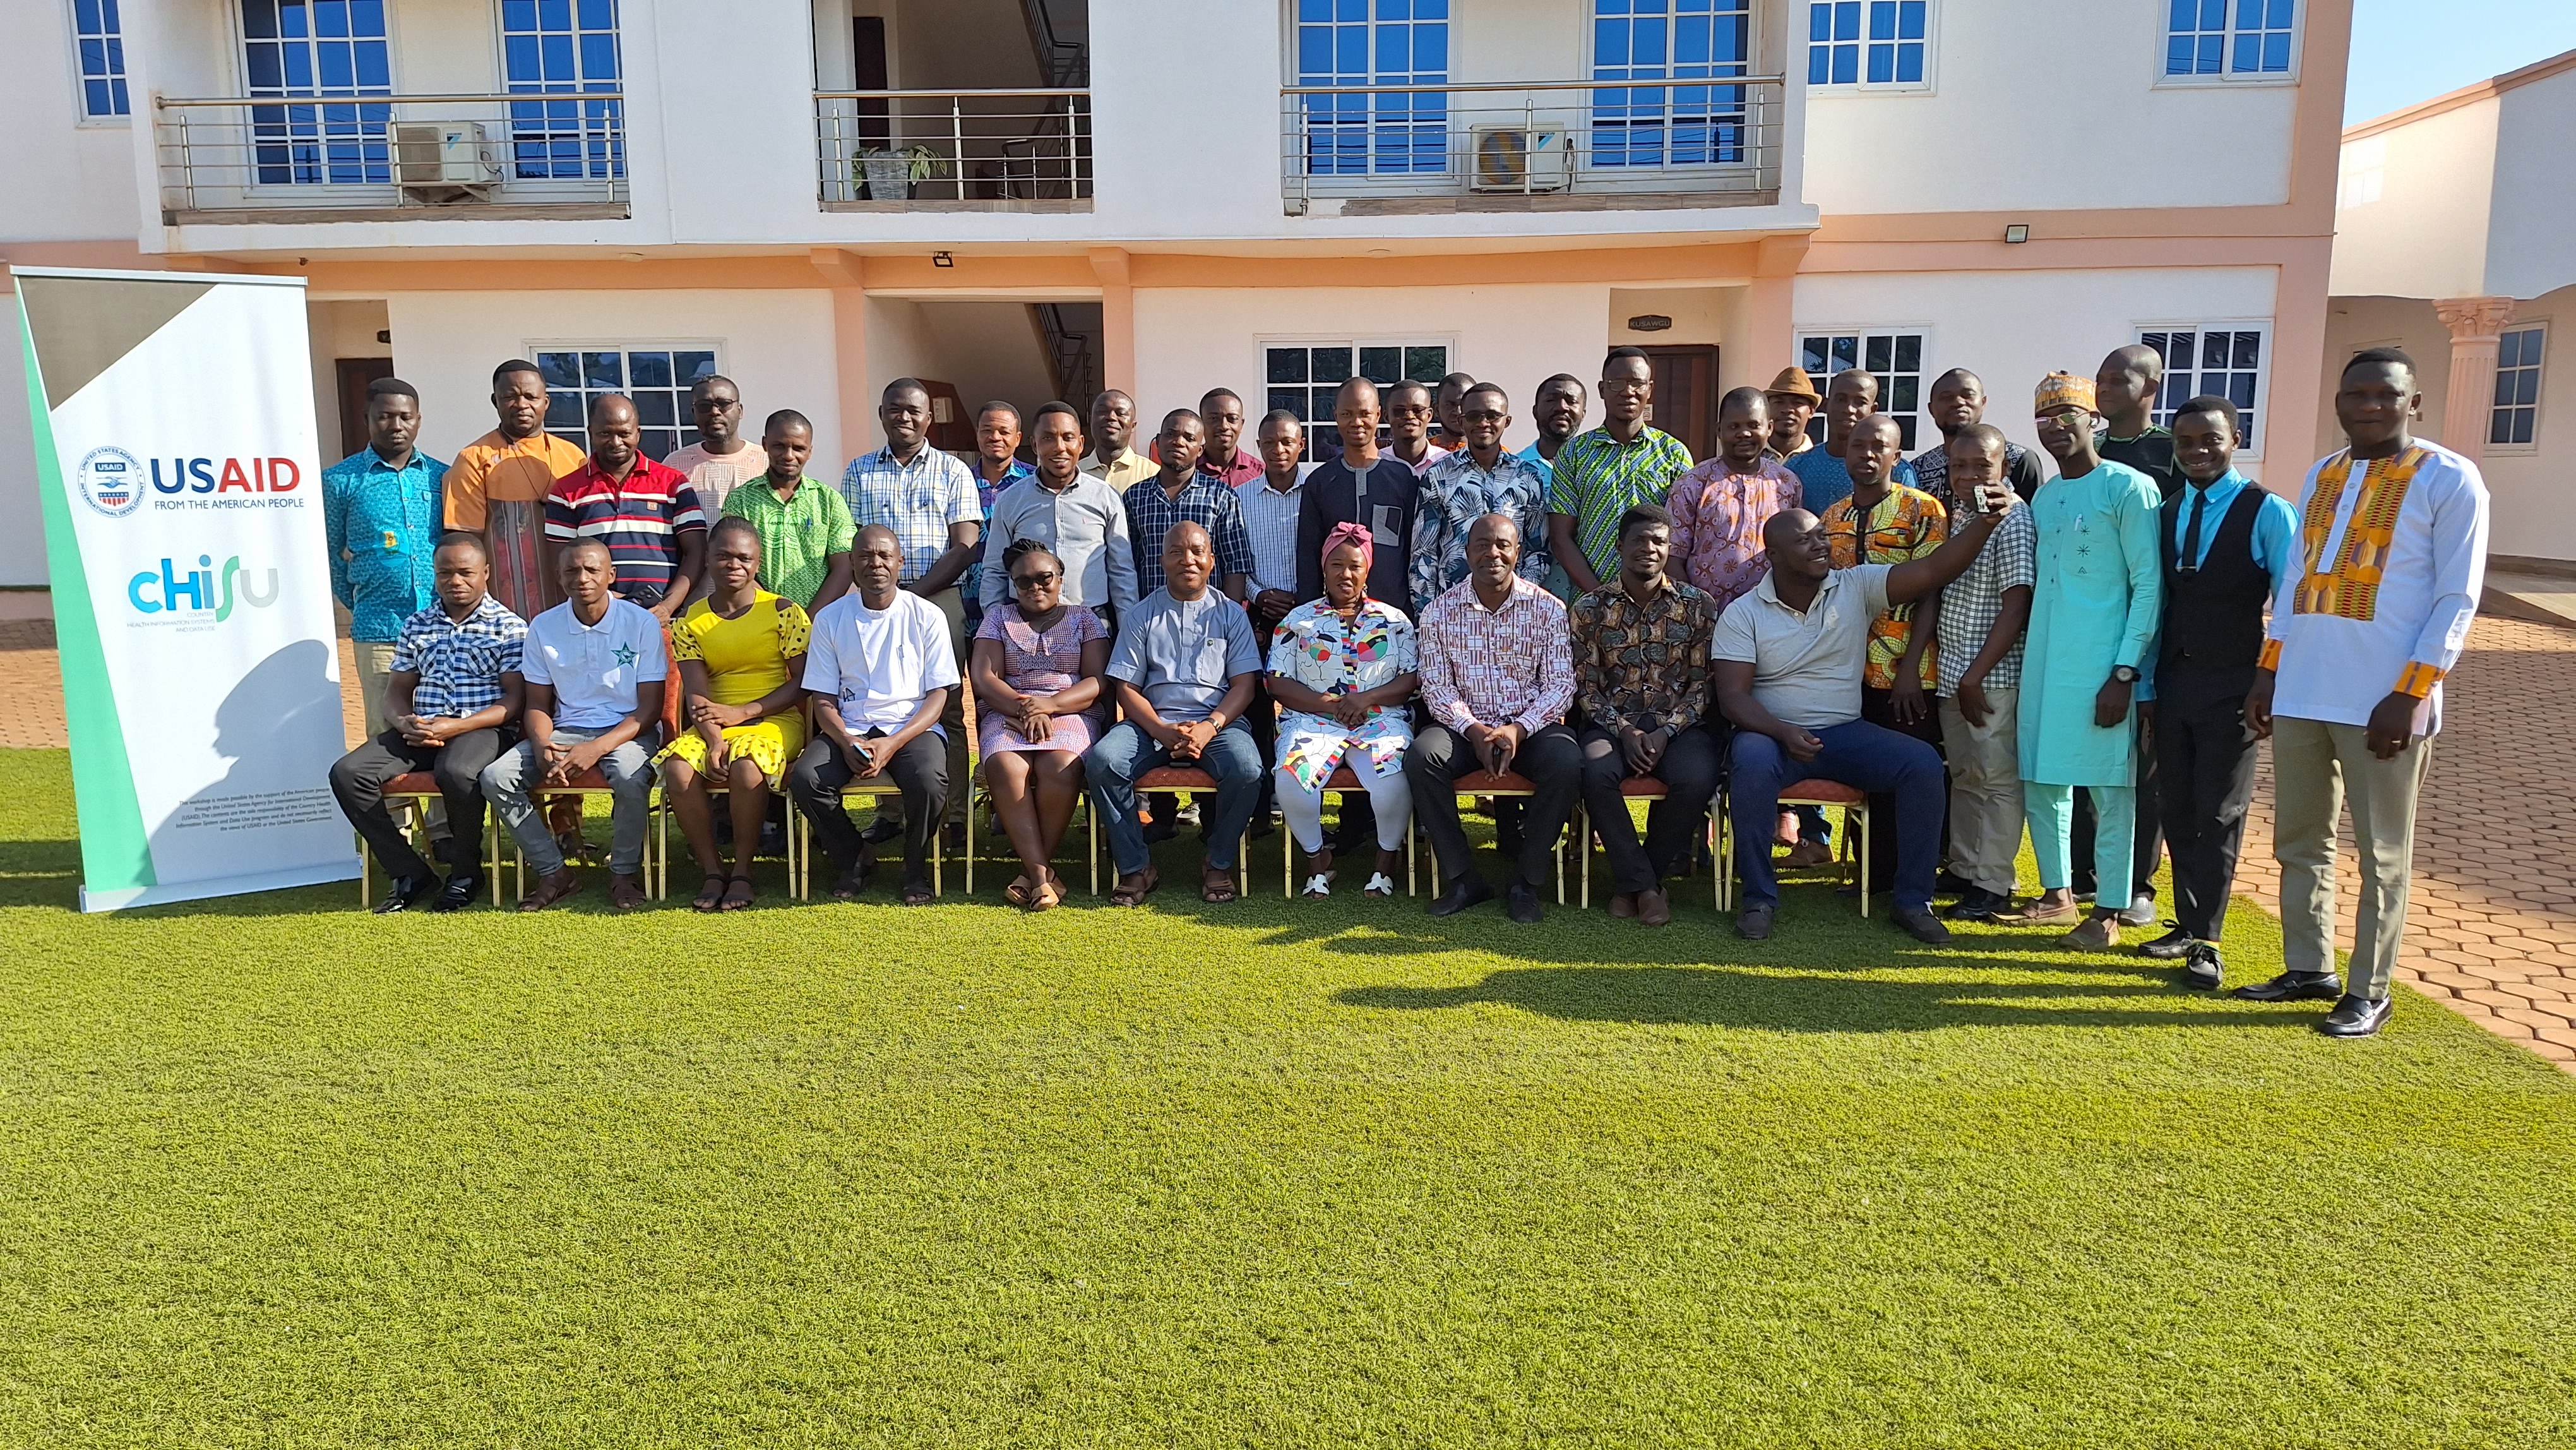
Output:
[
  {"xmin": 1470, "ymin": 124, "xmax": 1568, "ymax": 193},
  {"xmin": 393, "ymin": 121, "xmax": 498, "ymax": 203}
]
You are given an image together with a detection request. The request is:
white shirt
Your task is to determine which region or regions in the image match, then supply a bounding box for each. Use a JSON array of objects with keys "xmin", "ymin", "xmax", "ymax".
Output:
[
  {"xmin": 804, "ymin": 588, "xmax": 962, "ymax": 736},
  {"xmin": 2267, "ymin": 440, "xmax": 2489, "ymax": 732},
  {"xmin": 520, "ymin": 596, "xmax": 669, "ymax": 732},
  {"xmin": 1711, "ymin": 565, "xmax": 1893, "ymax": 731}
]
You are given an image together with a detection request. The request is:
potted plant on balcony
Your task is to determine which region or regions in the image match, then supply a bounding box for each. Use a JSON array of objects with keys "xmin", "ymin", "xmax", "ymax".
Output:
[{"xmin": 858, "ymin": 144, "xmax": 946, "ymax": 201}]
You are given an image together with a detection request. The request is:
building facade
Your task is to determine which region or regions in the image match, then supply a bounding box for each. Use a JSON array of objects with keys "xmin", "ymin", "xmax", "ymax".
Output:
[
  {"xmin": 2324, "ymin": 45, "xmax": 2573, "ymax": 566},
  {"xmin": 1, "ymin": 0, "xmax": 2352, "ymax": 587}
]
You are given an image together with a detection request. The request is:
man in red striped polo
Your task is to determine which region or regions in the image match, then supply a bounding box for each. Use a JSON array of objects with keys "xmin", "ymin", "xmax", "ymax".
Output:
[{"xmin": 543, "ymin": 394, "xmax": 708, "ymax": 623}]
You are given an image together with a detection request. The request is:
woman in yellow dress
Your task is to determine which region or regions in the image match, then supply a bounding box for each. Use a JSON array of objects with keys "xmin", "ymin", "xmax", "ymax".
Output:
[{"xmin": 657, "ymin": 517, "xmax": 811, "ymax": 910}]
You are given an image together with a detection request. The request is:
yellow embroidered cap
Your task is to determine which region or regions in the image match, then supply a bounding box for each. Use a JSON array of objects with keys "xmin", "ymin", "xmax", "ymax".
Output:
[{"xmin": 2034, "ymin": 371, "xmax": 2096, "ymax": 416}]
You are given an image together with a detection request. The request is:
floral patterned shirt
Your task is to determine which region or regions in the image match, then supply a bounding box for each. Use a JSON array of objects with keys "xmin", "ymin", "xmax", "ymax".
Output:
[
  {"xmin": 1665, "ymin": 454, "xmax": 1801, "ymax": 614},
  {"xmin": 1822, "ymin": 484, "xmax": 1948, "ymax": 690},
  {"xmin": 1570, "ymin": 577, "xmax": 1718, "ymax": 735}
]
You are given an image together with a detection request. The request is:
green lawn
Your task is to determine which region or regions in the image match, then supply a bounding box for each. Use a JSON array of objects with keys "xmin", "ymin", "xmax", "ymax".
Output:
[{"xmin": 0, "ymin": 745, "xmax": 2568, "ymax": 1448}]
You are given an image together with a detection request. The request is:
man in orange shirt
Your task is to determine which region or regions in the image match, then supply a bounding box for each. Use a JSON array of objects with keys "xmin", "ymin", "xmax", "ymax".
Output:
[{"xmin": 443, "ymin": 359, "xmax": 588, "ymax": 621}]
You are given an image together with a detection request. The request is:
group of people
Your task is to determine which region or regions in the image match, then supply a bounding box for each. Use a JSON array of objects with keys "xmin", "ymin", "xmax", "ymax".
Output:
[{"xmin": 323, "ymin": 336, "xmax": 2488, "ymax": 1038}]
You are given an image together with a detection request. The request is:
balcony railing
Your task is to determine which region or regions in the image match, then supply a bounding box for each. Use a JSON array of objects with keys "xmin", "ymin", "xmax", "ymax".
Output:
[
  {"xmin": 155, "ymin": 93, "xmax": 628, "ymax": 222},
  {"xmin": 814, "ymin": 89, "xmax": 1090, "ymax": 208},
  {"xmin": 1279, "ymin": 77, "xmax": 1785, "ymax": 214}
]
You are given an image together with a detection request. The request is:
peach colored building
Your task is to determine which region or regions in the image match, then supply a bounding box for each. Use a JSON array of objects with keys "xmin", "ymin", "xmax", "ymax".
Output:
[
  {"xmin": 2324, "ymin": 45, "xmax": 2575, "ymax": 566},
  {"xmin": 4, "ymin": 0, "xmax": 2356, "ymax": 587}
]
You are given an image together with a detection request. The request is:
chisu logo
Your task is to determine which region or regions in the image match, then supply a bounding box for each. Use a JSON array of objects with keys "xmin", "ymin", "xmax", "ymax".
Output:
[{"xmin": 128, "ymin": 554, "xmax": 281, "ymax": 621}]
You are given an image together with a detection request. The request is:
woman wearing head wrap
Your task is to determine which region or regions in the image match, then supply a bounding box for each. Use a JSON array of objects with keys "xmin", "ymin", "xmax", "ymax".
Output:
[{"xmin": 1266, "ymin": 521, "xmax": 1420, "ymax": 897}]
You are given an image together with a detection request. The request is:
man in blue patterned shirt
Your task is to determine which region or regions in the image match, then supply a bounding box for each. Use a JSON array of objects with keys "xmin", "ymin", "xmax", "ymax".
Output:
[
  {"xmin": 328, "ymin": 532, "xmax": 528, "ymax": 914},
  {"xmin": 1414, "ymin": 381, "xmax": 1551, "ymax": 616},
  {"xmin": 323, "ymin": 377, "xmax": 449, "ymax": 738}
]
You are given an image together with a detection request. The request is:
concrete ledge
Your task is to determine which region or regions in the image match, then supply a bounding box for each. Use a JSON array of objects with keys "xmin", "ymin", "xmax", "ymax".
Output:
[
  {"xmin": 1325, "ymin": 189, "xmax": 1779, "ymax": 216},
  {"xmin": 164, "ymin": 203, "xmax": 630, "ymax": 225}
]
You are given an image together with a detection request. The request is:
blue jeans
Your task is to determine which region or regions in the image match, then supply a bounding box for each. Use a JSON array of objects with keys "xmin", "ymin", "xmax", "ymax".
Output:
[
  {"xmin": 1085, "ymin": 719, "xmax": 1263, "ymax": 875},
  {"xmin": 1729, "ymin": 720, "xmax": 1945, "ymax": 913}
]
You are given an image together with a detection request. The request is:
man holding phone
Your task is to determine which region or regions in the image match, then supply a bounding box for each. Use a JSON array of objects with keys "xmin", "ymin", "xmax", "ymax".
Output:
[{"xmin": 1714, "ymin": 470, "xmax": 2014, "ymax": 945}]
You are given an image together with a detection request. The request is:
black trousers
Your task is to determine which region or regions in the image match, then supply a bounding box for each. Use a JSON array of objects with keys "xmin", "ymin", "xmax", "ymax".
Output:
[
  {"xmin": 1404, "ymin": 722, "xmax": 1582, "ymax": 889},
  {"xmin": 2154, "ymin": 683, "xmax": 2262, "ymax": 941},
  {"xmin": 328, "ymin": 726, "xmax": 512, "ymax": 881},
  {"xmin": 787, "ymin": 731, "xmax": 948, "ymax": 883},
  {"xmin": 2074, "ymin": 752, "xmax": 2163, "ymax": 903},
  {"xmin": 1859, "ymin": 685, "xmax": 1943, "ymax": 890},
  {"xmin": 1578, "ymin": 724, "xmax": 1722, "ymax": 894}
]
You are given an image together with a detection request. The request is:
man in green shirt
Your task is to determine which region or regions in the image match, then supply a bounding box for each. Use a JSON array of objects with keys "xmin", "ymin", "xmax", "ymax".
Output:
[
  {"xmin": 1545, "ymin": 347, "xmax": 1695, "ymax": 598},
  {"xmin": 720, "ymin": 409, "xmax": 857, "ymax": 614}
]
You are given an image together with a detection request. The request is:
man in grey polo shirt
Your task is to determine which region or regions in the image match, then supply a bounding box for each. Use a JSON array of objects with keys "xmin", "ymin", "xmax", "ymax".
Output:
[
  {"xmin": 1714, "ymin": 494, "xmax": 2009, "ymax": 944},
  {"xmin": 981, "ymin": 402, "xmax": 1141, "ymax": 625},
  {"xmin": 1084, "ymin": 520, "xmax": 1264, "ymax": 908}
]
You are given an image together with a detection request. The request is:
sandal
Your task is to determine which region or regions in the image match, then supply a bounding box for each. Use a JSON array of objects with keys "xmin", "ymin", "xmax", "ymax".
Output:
[
  {"xmin": 691, "ymin": 872, "xmax": 729, "ymax": 913},
  {"xmin": 1202, "ymin": 865, "xmax": 1238, "ymax": 905},
  {"xmin": 830, "ymin": 861, "xmax": 873, "ymax": 901},
  {"xmin": 1301, "ymin": 872, "xmax": 1335, "ymax": 900},
  {"xmin": 1363, "ymin": 872, "xmax": 1397, "ymax": 898},
  {"xmin": 607, "ymin": 873, "xmax": 647, "ymax": 913},
  {"xmin": 1027, "ymin": 870, "xmax": 1064, "ymax": 913},
  {"xmin": 1003, "ymin": 873, "xmax": 1035, "ymax": 909},
  {"xmin": 516, "ymin": 868, "xmax": 583, "ymax": 913},
  {"xmin": 898, "ymin": 878, "xmax": 937, "ymax": 908},
  {"xmin": 1109, "ymin": 866, "xmax": 1159, "ymax": 908},
  {"xmin": 719, "ymin": 875, "xmax": 756, "ymax": 912}
]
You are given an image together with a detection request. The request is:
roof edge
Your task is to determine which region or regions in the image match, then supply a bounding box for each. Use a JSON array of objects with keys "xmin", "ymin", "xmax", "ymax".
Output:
[{"xmin": 2344, "ymin": 45, "xmax": 2576, "ymax": 143}]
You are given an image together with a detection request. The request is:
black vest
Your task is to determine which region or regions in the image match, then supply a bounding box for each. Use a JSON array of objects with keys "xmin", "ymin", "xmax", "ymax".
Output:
[{"xmin": 2156, "ymin": 482, "xmax": 2271, "ymax": 704}]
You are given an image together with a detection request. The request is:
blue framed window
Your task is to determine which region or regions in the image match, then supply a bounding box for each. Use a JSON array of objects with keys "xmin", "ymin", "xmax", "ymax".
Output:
[
  {"xmin": 1592, "ymin": 0, "xmax": 1751, "ymax": 167},
  {"xmin": 535, "ymin": 346, "xmax": 719, "ymax": 463},
  {"xmin": 2166, "ymin": 0, "xmax": 2296, "ymax": 78},
  {"xmin": 2491, "ymin": 325, "xmax": 2544, "ymax": 448},
  {"xmin": 1799, "ymin": 331, "xmax": 1924, "ymax": 449},
  {"xmin": 2142, "ymin": 327, "xmax": 2267, "ymax": 453},
  {"xmin": 1297, "ymin": 0, "xmax": 1449, "ymax": 177},
  {"xmin": 73, "ymin": 0, "xmax": 129, "ymax": 119},
  {"xmin": 503, "ymin": 0, "xmax": 624, "ymax": 181},
  {"xmin": 1265, "ymin": 340, "xmax": 1448, "ymax": 455},
  {"xmin": 1807, "ymin": 1, "xmax": 1927, "ymax": 88},
  {"xmin": 241, "ymin": 1, "xmax": 393, "ymax": 185}
]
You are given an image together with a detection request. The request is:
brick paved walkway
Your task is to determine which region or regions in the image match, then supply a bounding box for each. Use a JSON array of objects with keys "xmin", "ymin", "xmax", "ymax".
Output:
[{"xmin": 2, "ymin": 610, "xmax": 2572, "ymax": 1069}]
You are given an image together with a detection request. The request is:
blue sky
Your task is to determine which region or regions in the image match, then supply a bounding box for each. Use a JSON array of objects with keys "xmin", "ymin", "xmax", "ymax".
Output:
[{"xmin": 2344, "ymin": 0, "xmax": 2576, "ymax": 123}]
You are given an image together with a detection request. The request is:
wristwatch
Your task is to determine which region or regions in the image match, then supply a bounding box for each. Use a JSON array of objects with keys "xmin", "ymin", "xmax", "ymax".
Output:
[{"xmin": 2112, "ymin": 665, "xmax": 2140, "ymax": 685}]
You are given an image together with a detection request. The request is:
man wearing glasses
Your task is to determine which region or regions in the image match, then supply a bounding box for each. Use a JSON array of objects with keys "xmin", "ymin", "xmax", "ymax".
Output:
[{"xmin": 664, "ymin": 375, "xmax": 768, "ymax": 521}]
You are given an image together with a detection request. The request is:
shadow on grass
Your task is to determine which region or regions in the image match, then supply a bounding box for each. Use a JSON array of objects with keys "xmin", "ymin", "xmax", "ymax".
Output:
[{"xmin": 1331, "ymin": 964, "xmax": 2303, "ymax": 1033}]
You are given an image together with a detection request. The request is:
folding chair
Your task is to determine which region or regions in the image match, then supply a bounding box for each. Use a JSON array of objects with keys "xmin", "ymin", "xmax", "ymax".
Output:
[
  {"xmin": 355, "ymin": 773, "xmax": 508, "ymax": 908},
  {"xmin": 794, "ymin": 781, "xmax": 945, "ymax": 900},
  {"xmin": 1279, "ymin": 765, "xmax": 1417, "ymax": 898},
  {"xmin": 1573, "ymin": 776, "xmax": 1720, "ymax": 911},
  {"xmin": 1131, "ymin": 765, "xmax": 1253, "ymax": 896},
  {"xmin": 1715, "ymin": 779, "xmax": 1869, "ymax": 914},
  {"xmin": 962, "ymin": 776, "xmax": 1101, "ymax": 897},
  {"xmin": 1410, "ymin": 769, "xmax": 1570, "ymax": 903}
]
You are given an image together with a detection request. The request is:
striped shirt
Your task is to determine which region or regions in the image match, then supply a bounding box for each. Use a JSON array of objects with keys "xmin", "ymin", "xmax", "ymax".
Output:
[
  {"xmin": 389, "ymin": 594, "xmax": 528, "ymax": 719},
  {"xmin": 544, "ymin": 457, "xmax": 708, "ymax": 606},
  {"xmin": 838, "ymin": 445, "xmax": 982, "ymax": 585},
  {"xmin": 1546, "ymin": 426, "xmax": 1694, "ymax": 585},
  {"xmin": 1233, "ymin": 472, "xmax": 1308, "ymax": 599}
]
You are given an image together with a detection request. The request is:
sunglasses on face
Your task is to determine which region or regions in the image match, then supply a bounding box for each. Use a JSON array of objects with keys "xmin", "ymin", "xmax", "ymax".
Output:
[{"xmin": 1012, "ymin": 571, "xmax": 1061, "ymax": 589}]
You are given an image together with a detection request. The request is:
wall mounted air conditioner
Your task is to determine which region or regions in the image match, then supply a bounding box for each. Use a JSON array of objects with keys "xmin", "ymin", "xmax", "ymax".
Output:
[
  {"xmin": 1470, "ymin": 125, "xmax": 1568, "ymax": 193},
  {"xmin": 393, "ymin": 121, "xmax": 498, "ymax": 203}
]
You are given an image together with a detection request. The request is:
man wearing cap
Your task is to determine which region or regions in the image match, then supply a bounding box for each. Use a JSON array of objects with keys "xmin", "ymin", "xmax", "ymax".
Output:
[
  {"xmin": 1763, "ymin": 367, "xmax": 1822, "ymax": 464},
  {"xmin": 2005, "ymin": 371, "xmax": 2163, "ymax": 949}
]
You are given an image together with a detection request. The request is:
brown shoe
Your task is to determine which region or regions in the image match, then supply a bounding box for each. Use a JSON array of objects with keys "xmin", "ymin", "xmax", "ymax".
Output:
[
  {"xmin": 516, "ymin": 868, "xmax": 583, "ymax": 912},
  {"xmin": 1998, "ymin": 896, "xmax": 2081, "ymax": 925},
  {"xmin": 2060, "ymin": 915, "xmax": 2118, "ymax": 950},
  {"xmin": 1782, "ymin": 839, "xmax": 1834, "ymax": 869},
  {"xmin": 1636, "ymin": 887, "xmax": 1671, "ymax": 927},
  {"xmin": 607, "ymin": 872, "xmax": 648, "ymax": 912},
  {"xmin": 1608, "ymin": 892, "xmax": 1637, "ymax": 918}
]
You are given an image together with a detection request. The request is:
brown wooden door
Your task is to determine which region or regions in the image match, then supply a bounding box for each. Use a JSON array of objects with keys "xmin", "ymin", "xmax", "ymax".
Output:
[
  {"xmin": 1644, "ymin": 345, "xmax": 1719, "ymax": 462},
  {"xmin": 334, "ymin": 356, "xmax": 395, "ymax": 459}
]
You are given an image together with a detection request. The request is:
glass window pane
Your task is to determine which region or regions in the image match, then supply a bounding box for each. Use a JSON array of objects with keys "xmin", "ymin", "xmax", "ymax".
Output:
[
  {"xmin": 640, "ymin": 429, "xmax": 678, "ymax": 462},
  {"xmin": 1830, "ymin": 42, "xmax": 1857, "ymax": 83},
  {"xmin": 1811, "ymin": 2, "xmax": 1831, "ymax": 41},
  {"xmin": 1893, "ymin": 333, "xmax": 1920, "ymax": 371},
  {"xmin": 1895, "ymin": 42, "xmax": 1921, "ymax": 83},
  {"xmin": 582, "ymin": 351, "xmax": 623, "ymax": 388},
  {"xmin": 676, "ymin": 351, "xmax": 717, "ymax": 382},
  {"xmin": 1833, "ymin": 1, "xmax": 1859, "ymax": 40},
  {"xmin": 1868, "ymin": 0, "xmax": 1894, "ymax": 40},
  {"xmin": 2513, "ymin": 412, "xmax": 2534, "ymax": 445},
  {"xmin": 635, "ymin": 389, "xmax": 675, "ymax": 427},
  {"xmin": 1800, "ymin": 336, "xmax": 1829, "ymax": 373},
  {"xmin": 1357, "ymin": 345, "xmax": 1403, "ymax": 381},
  {"xmin": 1404, "ymin": 345, "xmax": 1448, "ymax": 381},
  {"xmin": 1830, "ymin": 335, "xmax": 1857, "ymax": 370},
  {"xmin": 1898, "ymin": 0, "xmax": 1924, "ymax": 39},
  {"xmin": 628, "ymin": 351, "xmax": 673, "ymax": 387},
  {"xmin": 1863, "ymin": 334, "xmax": 1892, "ymax": 371},
  {"xmin": 1866, "ymin": 42, "xmax": 1892, "ymax": 83},
  {"xmin": 2232, "ymin": 332, "xmax": 2260, "ymax": 368},
  {"xmin": 1267, "ymin": 348, "xmax": 1308, "ymax": 385},
  {"xmin": 1312, "ymin": 348, "xmax": 1352, "ymax": 384},
  {"xmin": 1268, "ymin": 387, "xmax": 1306, "ymax": 419},
  {"xmin": 2517, "ymin": 371, "xmax": 2539, "ymax": 406},
  {"xmin": 537, "ymin": 351, "xmax": 580, "ymax": 388},
  {"xmin": 545, "ymin": 393, "xmax": 582, "ymax": 429},
  {"xmin": 1888, "ymin": 375, "xmax": 1917, "ymax": 412},
  {"xmin": 1808, "ymin": 45, "xmax": 1831, "ymax": 84}
]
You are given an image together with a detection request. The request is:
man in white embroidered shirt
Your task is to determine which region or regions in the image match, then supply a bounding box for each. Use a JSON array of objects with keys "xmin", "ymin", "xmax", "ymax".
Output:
[{"xmin": 2239, "ymin": 347, "xmax": 2489, "ymax": 1038}]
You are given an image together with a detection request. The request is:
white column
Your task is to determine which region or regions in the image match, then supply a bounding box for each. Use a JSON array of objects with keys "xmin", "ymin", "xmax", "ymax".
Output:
[{"xmin": 2432, "ymin": 296, "xmax": 2517, "ymax": 468}]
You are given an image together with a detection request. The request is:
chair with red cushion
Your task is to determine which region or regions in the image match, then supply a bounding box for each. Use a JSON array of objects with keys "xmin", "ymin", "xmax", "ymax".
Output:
[
  {"xmin": 355, "ymin": 772, "xmax": 510, "ymax": 908},
  {"xmin": 1277, "ymin": 765, "xmax": 1416, "ymax": 898},
  {"xmin": 1130, "ymin": 765, "xmax": 1253, "ymax": 896},
  {"xmin": 1413, "ymin": 769, "xmax": 1570, "ymax": 902},
  {"xmin": 1715, "ymin": 779, "xmax": 1868, "ymax": 914}
]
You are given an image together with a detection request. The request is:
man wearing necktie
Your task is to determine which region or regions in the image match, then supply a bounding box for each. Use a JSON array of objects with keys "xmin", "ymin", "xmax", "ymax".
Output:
[{"xmin": 2132, "ymin": 396, "xmax": 2298, "ymax": 989}]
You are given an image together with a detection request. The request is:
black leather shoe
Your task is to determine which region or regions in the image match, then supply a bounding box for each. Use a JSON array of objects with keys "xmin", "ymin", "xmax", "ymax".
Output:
[
  {"xmin": 372, "ymin": 873, "xmax": 436, "ymax": 914},
  {"xmin": 428, "ymin": 873, "xmax": 482, "ymax": 913},
  {"xmin": 1506, "ymin": 879, "xmax": 1544, "ymax": 925},
  {"xmin": 2233, "ymin": 971, "xmax": 2344, "ymax": 1003},
  {"xmin": 1736, "ymin": 903, "xmax": 1775, "ymax": 940},
  {"xmin": 1943, "ymin": 887, "xmax": 2001, "ymax": 922},
  {"xmin": 2318, "ymin": 993, "xmax": 2392, "ymax": 1038},
  {"xmin": 1428, "ymin": 876, "xmax": 1494, "ymax": 918},
  {"xmin": 1892, "ymin": 905, "xmax": 1952, "ymax": 945},
  {"xmin": 2139, "ymin": 926, "xmax": 2196, "ymax": 960},
  {"xmin": 2181, "ymin": 941, "xmax": 2224, "ymax": 990},
  {"xmin": 1935, "ymin": 870, "xmax": 1976, "ymax": 897}
]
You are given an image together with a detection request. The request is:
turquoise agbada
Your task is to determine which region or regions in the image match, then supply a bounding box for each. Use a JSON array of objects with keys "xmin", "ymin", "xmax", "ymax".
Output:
[{"xmin": 2017, "ymin": 459, "xmax": 2162, "ymax": 786}]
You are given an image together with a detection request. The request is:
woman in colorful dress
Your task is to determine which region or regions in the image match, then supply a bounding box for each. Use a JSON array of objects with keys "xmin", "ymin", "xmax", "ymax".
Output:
[
  {"xmin": 1268, "ymin": 522, "xmax": 1419, "ymax": 899},
  {"xmin": 970, "ymin": 539, "xmax": 1111, "ymax": 911},
  {"xmin": 657, "ymin": 517, "xmax": 811, "ymax": 911}
]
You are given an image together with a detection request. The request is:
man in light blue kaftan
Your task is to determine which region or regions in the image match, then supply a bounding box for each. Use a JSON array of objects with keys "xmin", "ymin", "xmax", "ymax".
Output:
[{"xmin": 2009, "ymin": 371, "xmax": 2164, "ymax": 949}]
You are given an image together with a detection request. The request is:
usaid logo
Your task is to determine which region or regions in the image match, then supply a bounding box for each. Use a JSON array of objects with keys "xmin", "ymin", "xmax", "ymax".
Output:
[{"xmin": 76, "ymin": 447, "xmax": 145, "ymax": 518}]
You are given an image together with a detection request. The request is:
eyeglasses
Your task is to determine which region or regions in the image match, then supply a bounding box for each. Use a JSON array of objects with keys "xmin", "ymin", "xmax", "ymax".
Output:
[
  {"xmin": 1461, "ymin": 409, "xmax": 1506, "ymax": 424},
  {"xmin": 1011, "ymin": 571, "xmax": 1061, "ymax": 589}
]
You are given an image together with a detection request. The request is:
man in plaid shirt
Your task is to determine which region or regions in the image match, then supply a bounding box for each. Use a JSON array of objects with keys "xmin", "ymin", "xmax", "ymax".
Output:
[{"xmin": 328, "ymin": 532, "xmax": 528, "ymax": 914}]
